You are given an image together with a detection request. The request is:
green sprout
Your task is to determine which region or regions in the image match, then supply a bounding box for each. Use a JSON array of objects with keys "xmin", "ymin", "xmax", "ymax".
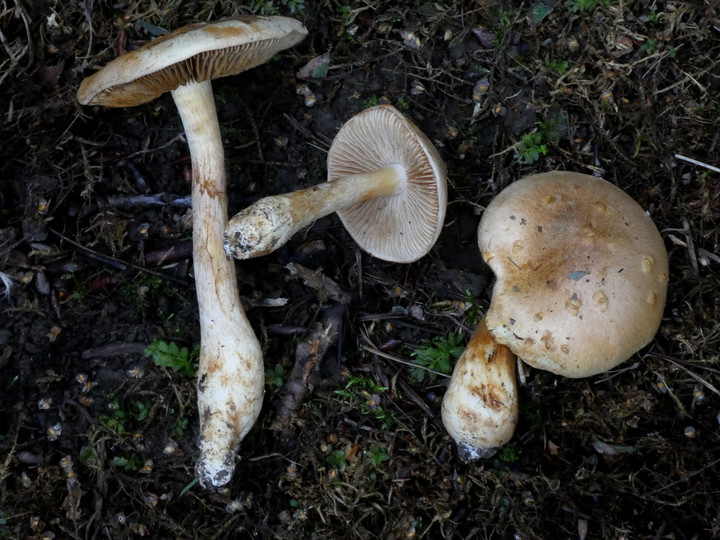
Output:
[
  {"xmin": 544, "ymin": 59, "xmax": 569, "ymax": 76},
  {"xmin": 111, "ymin": 454, "xmax": 145, "ymax": 471},
  {"xmin": 173, "ymin": 417, "xmax": 189, "ymax": 436},
  {"xmin": 335, "ymin": 374, "xmax": 398, "ymax": 428},
  {"xmin": 463, "ymin": 288, "xmax": 481, "ymax": 328},
  {"xmin": 362, "ymin": 95, "xmax": 380, "ymax": 109},
  {"xmin": 281, "ymin": 0, "xmax": 305, "ymax": 13},
  {"xmin": 100, "ymin": 398, "xmax": 151, "ymax": 434},
  {"xmin": 515, "ymin": 131, "xmax": 548, "ymax": 164},
  {"xmin": 326, "ymin": 449, "xmax": 347, "ymax": 469},
  {"xmin": 265, "ymin": 363, "xmax": 287, "ymax": 388},
  {"xmin": 409, "ymin": 332, "xmax": 464, "ymax": 382},
  {"xmin": 366, "ymin": 446, "xmax": 391, "ymax": 467},
  {"xmin": 566, "ymin": 0, "xmax": 612, "ymax": 13},
  {"xmin": 145, "ymin": 339, "xmax": 197, "ymax": 377}
]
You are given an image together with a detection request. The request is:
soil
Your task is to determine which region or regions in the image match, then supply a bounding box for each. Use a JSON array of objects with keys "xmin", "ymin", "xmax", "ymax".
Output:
[{"xmin": 1, "ymin": 1, "xmax": 720, "ymax": 538}]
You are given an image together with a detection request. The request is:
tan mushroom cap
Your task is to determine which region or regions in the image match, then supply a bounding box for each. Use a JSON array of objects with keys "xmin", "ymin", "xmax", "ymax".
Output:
[
  {"xmin": 77, "ymin": 16, "xmax": 308, "ymax": 107},
  {"xmin": 327, "ymin": 105, "xmax": 447, "ymax": 263},
  {"xmin": 479, "ymin": 171, "xmax": 669, "ymax": 378}
]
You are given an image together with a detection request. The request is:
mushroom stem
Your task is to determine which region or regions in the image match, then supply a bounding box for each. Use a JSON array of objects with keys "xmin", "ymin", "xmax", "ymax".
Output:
[
  {"xmin": 172, "ymin": 81, "xmax": 264, "ymax": 488},
  {"xmin": 224, "ymin": 164, "xmax": 405, "ymax": 259},
  {"xmin": 441, "ymin": 318, "xmax": 519, "ymax": 461}
]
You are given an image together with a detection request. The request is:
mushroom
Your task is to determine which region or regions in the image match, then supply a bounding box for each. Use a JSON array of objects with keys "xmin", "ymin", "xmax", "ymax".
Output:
[
  {"xmin": 77, "ymin": 16, "xmax": 308, "ymax": 488},
  {"xmin": 479, "ymin": 171, "xmax": 668, "ymax": 378},
  {"xmin": 441, "ymin": 318, "xmax": 518, "ymax": 461},
  {"xmin": 224, "ymin": 104, "xmax": 447, "ymax": 264},
  {"xmin": 441, "ymin": 171, "xmax": 668, "ymax": 459}
]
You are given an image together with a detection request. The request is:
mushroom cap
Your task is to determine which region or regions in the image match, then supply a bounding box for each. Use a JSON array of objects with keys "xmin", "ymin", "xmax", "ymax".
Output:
[
  {"xmin": 327, "ymin": 105, "xmax": 447, "ymax": 263},
  {"xmin": 77, "ymin": 16, "xmax": 308, "ymax": 107},
  {"xmin": 479, "ymin": 171, "xmax": 669, "ymax": 378}
]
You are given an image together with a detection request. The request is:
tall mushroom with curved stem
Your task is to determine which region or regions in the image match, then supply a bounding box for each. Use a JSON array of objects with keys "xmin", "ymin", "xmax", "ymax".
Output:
[
  {"xmin": 224, "ymin": 105, "xmax": 447, "ymax": 264},
  {"xmin": 77, "ymin": 16, "xmax": 308, "ymax": 488},
  {"xmin": 441, "ymin": 171, "xmax": 669, "ymax": 460}
]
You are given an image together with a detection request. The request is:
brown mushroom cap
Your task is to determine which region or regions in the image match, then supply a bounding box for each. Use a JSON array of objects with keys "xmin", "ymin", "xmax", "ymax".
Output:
[
  {"xmin": 327, "ymin": 105, "xmax": 447, "ymax": 263},
  {"xmin": 479, "ymin": 171, "xmax": 669, "ymax": 378},
  {"xmin": 77, "ymin": 16, "xmax": 308, "ymax": 107}
]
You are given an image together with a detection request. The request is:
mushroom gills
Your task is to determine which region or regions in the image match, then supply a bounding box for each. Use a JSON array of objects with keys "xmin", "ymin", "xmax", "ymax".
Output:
[
  {"xmin": 225, "ymin": 105, "xmax": 447, "ymax": 264},
  {"xmin": 224, "ymin": 165, "xmax": 404, "ymax": 259}
]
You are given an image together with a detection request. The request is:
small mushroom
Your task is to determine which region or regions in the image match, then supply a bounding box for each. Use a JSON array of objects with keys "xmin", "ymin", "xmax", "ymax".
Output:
[
  {"xmin": 77, "ymin": 16, "xmax": 308, "ymax": 488},
  {"xmin": 224, "ymin": 104, "xmax": 447, "ymax": 263},
  {"xmin": 479, "ymin": 171, "xmax": 669, "ymax": 378},
  {"xmin": 442, "ymin": 171, "xmax": 669, "ymax": 459}
]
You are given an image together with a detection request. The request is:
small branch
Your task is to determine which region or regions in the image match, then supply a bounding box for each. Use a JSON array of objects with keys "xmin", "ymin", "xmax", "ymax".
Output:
[
  {"xmin": 49, "ymin": 228, "xmax": 190, "ymax": 286},
  {"xmin": 674, "ymin": 154, "xmax": 720, "ymax": 173},
  {"xmin": 273, "ymin": 305, "xmax": 345, "ymax": 448},
  {"xmin": 360, "ymin": 333, "xmax": 451, "ymax": 379}
]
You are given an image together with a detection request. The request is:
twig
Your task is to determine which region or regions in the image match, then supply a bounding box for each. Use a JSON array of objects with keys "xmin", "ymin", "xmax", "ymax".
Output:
[
  {"xmin": 674, "ymin": 154, "xmax": 720, "ymax": 173},
  {"xmin": 273, "ymin": 305, "xmax": 344, "ymax": 447},
  {"xmin": 650, "ymin": 353, "xmax": 720, "ymax": 397},
  {"xmin": 360, "ymin": 332, "xmax": 451, "ymax": 379},
  {"xmin": 638, "ymin": 456, "xmax": 720, "ymax": 498},
  {"xmin": 285, "ymin": 262, "xmax": 352, "ymax": 304},
  {"xmin": 48, "ymin": 228, "xmax": 190, "ymax": 286}
]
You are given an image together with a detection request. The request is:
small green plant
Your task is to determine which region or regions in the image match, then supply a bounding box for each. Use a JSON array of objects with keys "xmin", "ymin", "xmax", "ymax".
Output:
[
  {"xmin": 366, "ymin": 446, "xmax": 391, "ymax": 467},
  {"xmin": 281, "ymin": 0, "xmax": 304, "ymax": 13},
  {"xmin": 396, "ymin": 96, "xmax": 410, "ymax": 110},
  {"xmin": 409, "ymin": 332, "xmax": 464, "ymax": 382},
  {"xmin": 173, "ymin": 417, "xmax": 189, "ymax": 436},
  {"xmin": 544, "ymin": 59, "xmax": 569, "ymax": 76},
  {"xmin": 497, "ymin": 445, "xmax": 519, "ymax": 463},
  {"xmin": 335, "ymin": 373, "xmax": 388, "ymax": 397},
  {"xmin": 326, "ymin": 449, "xmax": 347, "ymax": 469},
  {"xmin": 265, "ymin": 363, "xmax": 287, "ymax": 388},
  {"xmin": 640, "ymin": 38, "xmax": 657, "ymax": 55},
  {"xmin": 488, "ymin": 6, "xmax": 514, "ymax": 44},
  {"xmin": 337, "ymin": 3, "xmax": 354, "ymax": 25},
  {"xmin": 145, "ymin": 339, "xmax": 197, "ymax": 377},
  {"xmin": 335, "ymin": 374, "xmax": 398, "ymax": 428},
  {"xmin": 100, "ymin": 399, "xmax": 130, "ymax": 434},
  {"xmin": 248, "ymin": 0, "xmax": 279, "ymax": 14},
  {"xmin": 100, "ymin": 398, "xmax": 151, "ymax": 434},
  {"xmin": 134, "ymin": 400, "xmax": 151, "ymax": 421},
  {"xmin": 79, "ymin": 445, "xmax": 98, "ymax": 467},
  {"xmin": 537, "ymin": 116, "xmax": 564, "ymax": 145},
  {"xmin": 646, "ymin": 6, "xmax": 663, "ymax": 23},
  {"xmin": 362, "ymin": 95, "xmax": 380, "ymax": 109},
  {"xmin": 566, "ymin": 0, "xmax": 611, "ymax": 13},
  {"xmin": 515, "ymin": 131, "xmax": 548, "ymax": 164},
  {"xmin": 112, "ymin": 454, "xmax": 145, "ymax": 471},
  {"xmin": 463, "ymin": 288, "xmax": 481, "ymax": 328}
]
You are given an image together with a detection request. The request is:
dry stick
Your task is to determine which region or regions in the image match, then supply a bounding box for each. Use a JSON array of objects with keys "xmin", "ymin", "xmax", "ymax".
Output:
[
  {"xmin": 649, "ymin": 353, "xmax": 720, "ymax": 397},
  {"xmin": 360, "ymin": 333, "xmax": 451, "ymax": 379},
  {"xmin": 637, "ymin": 456, "xmax": 720, "ymax": 499},
  {"xmin": 273, "ymin": 305, "xmax": 345, "ymax": 448},
  {"xmin": 48, "ymin": 228, "xmax": 190, "ymax": 286},
  {"xmin": 674, "ymin": 153, "xmax": 720, "ymax": 173}
]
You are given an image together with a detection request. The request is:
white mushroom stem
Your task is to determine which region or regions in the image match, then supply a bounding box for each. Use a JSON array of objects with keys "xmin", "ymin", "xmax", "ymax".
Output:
[
  {"xmin": 172, "ymin": 81, "xmax": 264, "ymax": 488},
  {"xmin": 441, "ymin": 318, "xmax": 519, "ymax": 461},
  {"xmin": 224, "ymin": 164, "xmax": 404, "ymax": 259}
]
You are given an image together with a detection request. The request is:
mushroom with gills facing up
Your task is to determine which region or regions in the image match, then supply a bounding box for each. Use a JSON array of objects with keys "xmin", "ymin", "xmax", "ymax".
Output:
[
  {"xmin": 77, "ymin": 16, "xmax": 308, "ymax": 488},
  {"xmin": 224, "ymin": 104, "xmax": 447, "ymax": 264},
  {"xmin": 442, "ymin": 171, "xmax": 669, "ymax": 459}
]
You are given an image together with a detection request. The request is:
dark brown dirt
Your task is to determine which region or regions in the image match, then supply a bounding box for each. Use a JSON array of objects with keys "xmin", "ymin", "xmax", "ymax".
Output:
[{"xmin": 1, "ymin": 1, "xmax": 720, "ymax": 538}]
